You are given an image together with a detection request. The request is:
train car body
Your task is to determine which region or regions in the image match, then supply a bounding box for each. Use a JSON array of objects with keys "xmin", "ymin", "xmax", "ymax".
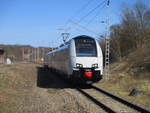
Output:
[{"xmin": 44, "ymin": 35, "xmax": 103, "ymax": 84}]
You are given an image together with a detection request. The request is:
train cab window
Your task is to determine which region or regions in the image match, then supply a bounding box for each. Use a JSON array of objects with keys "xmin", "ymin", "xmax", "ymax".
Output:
[{"xmin": 75, "ymin": 38, "xmax": 97, "ymax": 57}]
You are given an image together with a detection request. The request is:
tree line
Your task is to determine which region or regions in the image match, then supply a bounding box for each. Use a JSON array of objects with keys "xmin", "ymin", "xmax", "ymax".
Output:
[{"xmin": 101, "ymin": 1, "xmax": 150, "ymax": 62}]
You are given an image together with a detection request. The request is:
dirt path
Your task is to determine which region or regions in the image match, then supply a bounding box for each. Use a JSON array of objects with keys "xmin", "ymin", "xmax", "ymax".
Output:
[{"xmin": 0, "ymin": 63, "xmax": 102, "ymax": 113}]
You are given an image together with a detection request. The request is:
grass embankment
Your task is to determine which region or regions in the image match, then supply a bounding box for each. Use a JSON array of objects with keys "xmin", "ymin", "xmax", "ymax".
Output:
[
  {"xmin": 96, "ymin": 62, "xmax": 150, "ymax": 107},
  {"xmin": 97, "ymin": 44, "xmax": 150, "ymax": 107}
]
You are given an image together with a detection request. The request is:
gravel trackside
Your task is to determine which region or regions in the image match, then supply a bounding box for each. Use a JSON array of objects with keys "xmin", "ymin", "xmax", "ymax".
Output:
[{"xmin": 0, "ymin": 63, "xmax": 103, "ymax": 113}]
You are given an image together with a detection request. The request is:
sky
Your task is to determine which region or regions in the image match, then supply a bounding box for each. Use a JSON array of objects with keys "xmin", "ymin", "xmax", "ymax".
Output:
[{"xmin": 0, "ymin": 0, "xmax": 149, "ymax": 47}]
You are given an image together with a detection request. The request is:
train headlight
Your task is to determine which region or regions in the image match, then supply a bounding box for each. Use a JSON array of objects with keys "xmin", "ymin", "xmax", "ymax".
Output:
[
  {"xmin": 76, "ymin": 63, "xmax": 83, "ymax": 68},
  {"xmin": 92, "ymin": 63, "xmax": 98, "ymax": 68}
]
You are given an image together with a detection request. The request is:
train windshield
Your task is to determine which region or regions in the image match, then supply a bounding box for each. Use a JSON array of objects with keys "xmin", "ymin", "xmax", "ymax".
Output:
[{"xmin": 75, "ymin": 38, "xmax": 97, "ymax": 57}]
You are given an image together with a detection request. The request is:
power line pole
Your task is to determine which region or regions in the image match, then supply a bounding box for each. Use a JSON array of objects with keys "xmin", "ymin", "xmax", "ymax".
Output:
[
  {"xmin": 42, "ymin": 48, "xmax": 45, "ymax": 59},
  {"xmin": 32, "ymin": 48, "xmax": 34, "ymax": 62},
  {"xmin": 34, "ymin": 48, "xmax": 36, "ymax": 62},
  {"xmin": 105, "ymin": 0, "xmax": 110, "ymax": 79},
  {"xmin": 22, "ymin": 47, "xmax": 25, "ymax": 61},
  {"xmin": 37, "ymin": 47, "xmax": 40, "ymax": 62}
]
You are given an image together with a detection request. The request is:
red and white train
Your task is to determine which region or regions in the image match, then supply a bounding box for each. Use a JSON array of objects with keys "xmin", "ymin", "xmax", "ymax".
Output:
[{"xmin": 44, "ymin": 35, "xmax": 103, "ymax": 84}]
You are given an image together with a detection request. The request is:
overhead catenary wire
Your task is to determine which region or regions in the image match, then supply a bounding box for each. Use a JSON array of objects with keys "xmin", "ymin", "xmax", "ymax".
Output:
[
  {"xmin": 64, "ymin": 0, "xmax": 106, "ymax": 37},
  {"xmin": 69, "ymin": 20, "xmax": 101, "ymax": 36},
  {"xmin": 63, "ymin": 0, "xmax": 106, "ymax": 33},
  {"xmin": 86, "ymin": 2, "xmax": 106, "ymax": 26},
  {"xmin": 68, "ymin": 0, "xmax": 95, "ymax": 22},
  {"xmin": 61, "ymin": 0, "xmax": 109, "ymax": 41},
  {"xmin": 77, "ymin": 0, "xmax": 106, "ymax": 23},
  {"xmin": 63, "ymin": 0, "xmax": 96, "ymax": 31}
]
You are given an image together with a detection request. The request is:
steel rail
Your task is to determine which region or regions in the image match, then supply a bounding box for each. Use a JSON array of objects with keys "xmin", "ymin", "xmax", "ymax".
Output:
[
  {"xmin": 90, "ymin": 85, "xmax": 150, "ymax": 113},
  {"xmin": 76, "ymin": 88, "xmax": 116, "ymax": 113}
]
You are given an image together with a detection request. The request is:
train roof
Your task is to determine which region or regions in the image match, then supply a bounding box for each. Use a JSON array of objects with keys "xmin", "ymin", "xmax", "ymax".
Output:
[
  {"xmin": 46, "ymin": 44, "xmax": 69, "ymax": 55},
  {"xmin": 73, "ymin": 35, "xmax": 95, "ymax": 40},
  {"xmin": 46, "ymin": 35, "xmax": 96, "ymax": 56}
]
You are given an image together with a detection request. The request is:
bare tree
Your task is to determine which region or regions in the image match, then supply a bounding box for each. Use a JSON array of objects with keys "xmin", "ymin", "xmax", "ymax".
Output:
[{"xmin": 109, "ymin": 1, "xmax": 150, "ymax": 61}]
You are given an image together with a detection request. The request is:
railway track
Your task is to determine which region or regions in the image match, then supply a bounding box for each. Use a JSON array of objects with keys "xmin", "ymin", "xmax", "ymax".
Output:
[
  {"xmin": 76, "ymin": 85, "xmax": 150, "ymax": 113},
  {"xmin": 48, "ymin": 71, "xmax": 150, "ymax": 113}
]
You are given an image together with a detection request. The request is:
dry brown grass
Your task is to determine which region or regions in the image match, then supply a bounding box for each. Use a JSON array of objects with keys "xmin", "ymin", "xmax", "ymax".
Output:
[
  {"xmin": 97, "ymin": 42, "xmax": 150, "ymax": 107},
  {"xmin": 127, "ymin": 43, "xmax": 150, "ymax": 76},
  {"xmin": 0, "ymin": 63, "xmax": 99, "ymax": 113},
  {"xmin": 0, "ymin": 63, "xmax": 38, "ymax": 113}
]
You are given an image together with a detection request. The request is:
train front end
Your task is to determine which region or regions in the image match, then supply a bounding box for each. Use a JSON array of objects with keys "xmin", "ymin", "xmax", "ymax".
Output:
[{"xmin": 69, "ymin": 36, "xmax": 103, "ymax": 84}]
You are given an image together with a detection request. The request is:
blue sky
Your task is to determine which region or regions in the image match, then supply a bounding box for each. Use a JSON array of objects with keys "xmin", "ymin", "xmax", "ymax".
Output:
[{"xmin": 0, "ymin": 0, "xmax": 149, "ymax": 47}]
